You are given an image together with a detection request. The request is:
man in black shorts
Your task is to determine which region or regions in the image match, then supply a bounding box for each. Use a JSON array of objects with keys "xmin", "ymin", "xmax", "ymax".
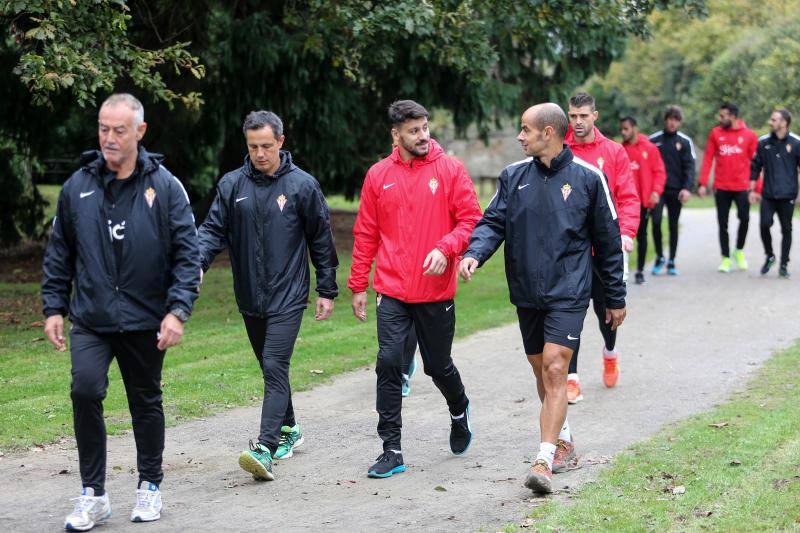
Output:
[{"xmin": 460, "ymin": 103, "xmax": 626, "ymax": 493}]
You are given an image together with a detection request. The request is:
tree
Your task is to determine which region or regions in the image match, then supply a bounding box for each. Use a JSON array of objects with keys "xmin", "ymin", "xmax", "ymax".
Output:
[{"xmin": 1, "ymin": 0, "xmax": 706, "ymax": 246}]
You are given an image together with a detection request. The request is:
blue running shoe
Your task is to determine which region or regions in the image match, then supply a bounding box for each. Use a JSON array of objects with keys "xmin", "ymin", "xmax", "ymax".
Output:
[
  {"xmin": 402, "ymin": 357, "xmax": 417, "ymax": 398},
  {"xmin": 667, "ymin": 260, "xmax": 679, "ymax": 276},
  {"xmin": 652, "ymin": 256, "xmax": 666, "ymax": 275},
  {"xmin": 368, "ymin": 450, "xmax": 406, "ymax": 478}
]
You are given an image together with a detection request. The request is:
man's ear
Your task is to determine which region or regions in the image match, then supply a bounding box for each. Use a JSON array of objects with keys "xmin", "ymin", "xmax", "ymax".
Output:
[{"xmin": 136, "ymin": 121, "xmax": 148, "ymax": 141}]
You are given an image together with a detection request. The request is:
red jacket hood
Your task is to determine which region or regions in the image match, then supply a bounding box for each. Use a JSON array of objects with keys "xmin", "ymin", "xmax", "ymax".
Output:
[{"xmin": 389, "ymin": 138, "xmax": 445, "ymax": 167}]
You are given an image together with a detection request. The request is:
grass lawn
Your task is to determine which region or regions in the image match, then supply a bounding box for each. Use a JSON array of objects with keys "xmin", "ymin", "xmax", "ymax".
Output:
[
  {"xmin": 0, "ymin": 250, "xmax": 514, "ymax": 451},
  {"xmin": 505, "ymin": 340, "xmax": 800, "ymax": 532}
]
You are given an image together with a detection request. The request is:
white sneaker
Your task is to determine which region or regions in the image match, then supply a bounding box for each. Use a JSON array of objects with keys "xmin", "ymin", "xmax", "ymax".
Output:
[
  {"xmin": 64, "ymin": 487, "xmax": 111, "ymax": 531},
  {"xmin": 130, "ymin": 482, "xmax": 162, "ymax": 523}
]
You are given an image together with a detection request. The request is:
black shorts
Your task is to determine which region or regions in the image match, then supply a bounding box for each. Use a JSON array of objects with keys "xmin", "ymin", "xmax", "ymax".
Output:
[{"xmin": 516, "ymin": 307, "xmax": 587, "ymax": 354}]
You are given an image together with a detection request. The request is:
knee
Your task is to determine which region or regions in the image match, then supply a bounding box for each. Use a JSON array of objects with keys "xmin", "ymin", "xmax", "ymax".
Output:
[
  {"xmin": 542, "ymin": 359, "xmax": 567, "ymax": 388},
  {"xmin": 262, "ymin": 356, "xmax": 289, "ymax": 382},
  {"xmin": 376, "ymin": 348, "xmax": 402, "ymax": 374},
  {"xmin": 70, "ymin": 376, "xmax": 107, "ymax": 403}
]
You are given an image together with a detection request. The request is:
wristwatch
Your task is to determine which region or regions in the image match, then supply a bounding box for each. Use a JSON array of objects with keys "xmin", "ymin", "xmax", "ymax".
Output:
[{"xmin": 169, "ymin": 307, "xmax": 190, "ymax": 323}]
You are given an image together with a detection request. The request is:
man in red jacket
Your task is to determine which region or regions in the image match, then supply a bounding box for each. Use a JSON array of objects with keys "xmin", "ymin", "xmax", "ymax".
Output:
[
  {"xmin": 564, "ymin": 92, "xmax": 640, "ymax": 400},
  {"xmin": 698, "ymin": 103, "xmax": 758, "ymax": 273},
  {"xmin": 349, "ymin": 100, "xmax": 482, "ymax": 479},
  {"xmin": 620, "ymin": 116, "xmax": 667, "ymax": 285}
]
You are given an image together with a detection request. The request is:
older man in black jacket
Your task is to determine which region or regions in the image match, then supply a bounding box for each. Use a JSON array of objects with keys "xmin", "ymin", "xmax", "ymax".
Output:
[
  {"xmin": 198, "ymin": 110, "xmax": 338, "ymax": 482},
  {"xmin": 459, "ymin": 103, "xmax": 626, "ymax": 495},
  {"xmin": 42, "ymin": 93, "xmax": 200, "ymax": 530}
]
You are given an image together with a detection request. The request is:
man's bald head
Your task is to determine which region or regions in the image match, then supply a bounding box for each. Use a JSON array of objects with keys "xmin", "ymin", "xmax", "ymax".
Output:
[
  {"xmin": 518, "ymin": 103, "xmax": 568, "ymax": 160},
  {"xmin": 522, "ymin": 103, "xmax": 569, "ymax": 139}
]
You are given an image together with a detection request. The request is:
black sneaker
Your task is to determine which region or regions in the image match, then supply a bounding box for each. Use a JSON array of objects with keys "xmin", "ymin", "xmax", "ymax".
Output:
[
  {"xmin": 761, "ymin": 255, "xmax": 776, "ymax": 275},
  {"xmin": 634, "ymin": 271, "xmax": 645, "ymax": 284},
  {"xmin": 779, "ymin": 264, "xmax": 790, "ymax": 278},
  {"xmin": 367, "ymin": 450, "xmax": 406, "ymax": 478},
  {"xmin": 450, "ymin": 402, "xmax": 473, "ymax": 455}
]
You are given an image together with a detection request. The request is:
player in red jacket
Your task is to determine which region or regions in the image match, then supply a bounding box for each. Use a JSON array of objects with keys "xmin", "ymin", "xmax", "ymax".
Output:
[
  {"xmin": 349, "ymin": 100, "xmax": 482, "ymax": 479},
  {"xmin": 698, "ymin": 103, "xmax": 758, "ymax": 273},
  {"xmin": 620, "ymin": 116, "xmax": 667, "ymax": 285},
  {"xmin": 564, "ymin": 92, "xmax": 640, "ymax": 401}
]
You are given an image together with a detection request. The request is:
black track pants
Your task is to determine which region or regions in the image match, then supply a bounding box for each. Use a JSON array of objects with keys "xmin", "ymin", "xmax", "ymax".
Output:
[
  {"xmin": 242, "ymin": 310, "xmax": 304, "ymax": 454},
  {"xmin": 375, "ymin": 295, "xmax": 469, "ymax": 451},
  {"xmin": 70, "ymin": 326, "xmax": 166, "ymax": 494}
]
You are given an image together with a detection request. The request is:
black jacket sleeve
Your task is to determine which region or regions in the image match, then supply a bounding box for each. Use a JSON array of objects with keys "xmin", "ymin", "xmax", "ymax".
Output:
[
  {"xmin": 750, "ymin": 142, "xmax": 764, "ymax": 182},
  {"xmin": 588, "ymin": 175, "xmax": 626, "ymax": 309},
  {"xmin": 463, "ymin": 170, "xmax": 508, "ymax": 266},
  {"xmin": 681, "ymin": 138, "xmax": 696, "ymax": 190},
  {"xmin": 41, "ymin": 187, "xmax": 75, "ymax": 317},
  {"xmin": 197, "ymin": 183, "xmax": 230, "ymax": 272},
  {"xmin": 166, "ymin": 178, "xmax": 201, "ymax": 317},
  {"xmin": 302, "ymin": 180, "xmax": 339, "ymax": 299}
]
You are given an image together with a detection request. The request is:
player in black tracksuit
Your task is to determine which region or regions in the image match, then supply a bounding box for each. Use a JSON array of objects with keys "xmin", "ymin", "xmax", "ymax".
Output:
[
  {"xmin": 649, "ymin": 106, "xmax": 696, "ymax": 274},
  {"xmin": 460, "ymin": 103, "xmax": 626, "ymax": 494},
  {"xmin": 42, "ymin": 95, "xmax": 199, "ymax": 529},
  {"xmin": 198, "ymin": 110, "xmax": 338, "ymax": 480},
  {"xmin": 749, "ymin": 109, "xmax": 800, "ymax": 277}
]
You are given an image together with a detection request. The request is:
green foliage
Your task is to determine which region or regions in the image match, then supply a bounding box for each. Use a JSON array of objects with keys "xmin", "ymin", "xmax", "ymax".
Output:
[{"xmin": 586, "ymin": 0, "xmax": 800, "ymax": 140}]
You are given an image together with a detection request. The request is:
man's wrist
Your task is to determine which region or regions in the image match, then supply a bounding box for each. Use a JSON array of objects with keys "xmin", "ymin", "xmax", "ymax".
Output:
[{"xmin": 169, "ymin": 307, "xmax": 190, "ymax": 323}]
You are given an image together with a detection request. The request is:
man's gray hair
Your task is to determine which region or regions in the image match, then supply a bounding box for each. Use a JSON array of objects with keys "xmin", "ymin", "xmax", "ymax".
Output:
[
  {"xmin": 100, "ymin": 93, "xmax": 145, "ymax": 125},
  {"xmin": 243, "ymin": 110, "xmax": 284, "ymax": 138}
]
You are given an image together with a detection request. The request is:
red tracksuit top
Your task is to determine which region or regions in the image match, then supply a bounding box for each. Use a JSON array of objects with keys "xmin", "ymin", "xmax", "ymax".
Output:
[
  {"xmin": 699, "ymin": 120, "xmax": 758, "ymax": 191},
  {"xmin": 623, "ymin": 133, "xmax": 667, "ymax": 209},
  {"xmin": 348, "ymin": 139, "xmax": 482, "ymax": 303},
  {"xmin": 566, "ymin": 126, "xmax": 641, "ymax": 239}
]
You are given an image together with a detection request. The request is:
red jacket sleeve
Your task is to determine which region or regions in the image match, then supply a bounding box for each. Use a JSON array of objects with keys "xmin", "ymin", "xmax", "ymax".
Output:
[
  {"xmin": 348, "ymin": 169, "xmax": 380, "ymax": 293},
  {"xmin": 435, "ymin": 162, "xmax": 483, "ymax": 259},
  {"xmin": 612, "ymin": 146, "xmax": 640, "ymax": 239},
  {"xmin": 699, "ymin": 130, "xmax": 717, "ymax": 187},
  {"xmin": 650, "ymin": 143, "xmax": 667, "ymax": 197}
]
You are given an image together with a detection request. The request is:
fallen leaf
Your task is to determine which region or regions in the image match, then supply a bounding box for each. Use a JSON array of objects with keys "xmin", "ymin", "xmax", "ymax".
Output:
[
  {"xmin": 309, "ymin": 369, "xmax": 324, "ymax": 375},
  {"xmin": 694, "ymin": 510, "xmax": 713, "ymax": 518},
  {"xmin": 520, "ymin": 517, "xmax": 536, "ymax": 527},
  {"xmin": 672, "ymin": 485, "xmax": 686, "ymax": 495},
  {"xmin": 514, "ymin": 398, "xmax": 526, "ymax": 403},
  {"xmin": 434, "ymin": 485, "xmax": 447, "ymax": 492},
  {"xmin": 773, "ymin": 477, "xmax": 800, "ymax": 490},
  {"xmin": 709, "ymin": 422, "xmax": 729, "ymax": 428},
  {"xmin": 57, "ymin": 469, "xmax": 70, "ymax": 475},
  {"xmin": 730, "ymin": 460, "xmax": 741, "ymax": 466},
  {"xmin": 29, "ymin": 320, "xmax": 44, "ymax": 327}
]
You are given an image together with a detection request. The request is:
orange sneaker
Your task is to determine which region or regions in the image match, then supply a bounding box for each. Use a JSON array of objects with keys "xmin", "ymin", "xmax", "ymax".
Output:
[
  {"xmin": 524, "ymin": 459, "xmax": 553, "ymax": 493},
  {"xmin": 566, "ymin": 378, "xmax": 583, "ymax": 404},
  {"xmin": 552, "ymin": 439, "xmax": 576, "ymax": 473},
  {"xmin": 602, "ymin": 355, "xmax": 619, "ymax": 388}
]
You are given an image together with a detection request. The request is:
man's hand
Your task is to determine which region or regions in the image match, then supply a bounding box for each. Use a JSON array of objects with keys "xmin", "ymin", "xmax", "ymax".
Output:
[
  {"xmin": 422, "ymin": 248, "xmax": 448, "ymax": 276},
  {"xmin": 678, "ymin": 188, "xmax": 692, "ymax": 204},
  {"xmin": 621, "ymin": 235, "xmax": 634, "ymax": 253},
  {"xmin": 315, "ymin": 297, "xmax": 334, "ymax": 321},
  {"xmin": 157, "ymin": 313, "xmax": 184, "ymax": 351},
  {"xmin": 352, "ymin": 291, "xmax": 368, "ymax": 321},
  {"xmin": 649, "ymin": 192, "xmax": 660, "ymax": 207},
  {"xmin": 459, "ymin": 257, "xmax": 479, "ymax": 281},
  {"xmin": 697, "ymin": 185, "xmax": 707, "ymax": 199},
  {"xmin": 749, "ymin": 190, "xmax": 761, "ymax": 204},
  {"xmin": 605, "ymin": 307, "xmax": 627, "ymax": 331},
  {"xmin": 44, "ymin": 315, "xmax": 67, "ymax": 352}
]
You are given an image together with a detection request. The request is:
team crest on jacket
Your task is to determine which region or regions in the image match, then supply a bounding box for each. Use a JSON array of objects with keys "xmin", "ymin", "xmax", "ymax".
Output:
[
  {"xmin": 561, "ymin": 183, "xmax": 573, "ymax": 201},
  {"xmin": 429, "ymin": 177, "xmax": 439, "ymax": 195},
  {"xmin": 676, "ymin": 142, "xmax": 683, "ymax": 151},
  {"xmin": 642, "ymin": 150, "xmax": 648, "ymax": 159},
  {"xmin": 144, "ymin": 187, "xmax": 156, "ymax": 208},
  {"xmin": 738, "ymin": 136, "xmax": 743, "ymax": 144},
  {"xmin": 596, "ymin": 157, "xmax": 605, "ymax": 170},
  {"xmin": 277, "ymin": 194, "xmax": 287, "ymax": 212}
]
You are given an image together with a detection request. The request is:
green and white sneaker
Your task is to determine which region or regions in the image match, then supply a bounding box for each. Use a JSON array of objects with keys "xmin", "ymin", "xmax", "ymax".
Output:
[
  {"xmin": 238, "ymin": 440, "xmax": 275, "ymax": 481},
  {"xmin": 718, "ymin": 256, "xmax": 731, "ymax": 273},
  {"xmin": 733, "ymin": 249, "xmax": 748, "ymax": 271},
  {"xmin": 274, "ymin": 424, "xmax": 305, "ymax": 459}
]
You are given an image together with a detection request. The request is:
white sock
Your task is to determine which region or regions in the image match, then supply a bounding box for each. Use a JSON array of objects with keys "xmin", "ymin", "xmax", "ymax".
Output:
[
  {"xmin": 559, "ymin": 418, "xmax": 572, "ymax": 443},
  {"xmin": 402, "ymin": 373, "xmax": 409, "ymax": 380},
  {"xmin": 536, "ymin": 442, "xmax": 557, "ymax": 469},
  {"xmin": 567, "ymin": 373, "xmax": 580, "ymax": 382},
  {"xmin": 603, "ymin": 348, "xmax": 618, "ymax": 360}
]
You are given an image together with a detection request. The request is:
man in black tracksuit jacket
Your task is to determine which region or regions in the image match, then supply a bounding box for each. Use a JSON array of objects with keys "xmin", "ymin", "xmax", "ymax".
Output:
[
  {"xmin": 459, "ymin": 103, "xmax": 626, "ymax": 494},
  {"xmin": 749, "ymin": 109, "xmax": 800, "ymax": 277},
  {"xmin": 42, "ymin": 94, "xmax": 199, "ymax": 528},
  {"xmin": 198, "ymin": 110, "xmax": 338, "ymax": 481},
  {"xmin": 649, "ymin": 105, "xmax": 696, "ymax": 273}
]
